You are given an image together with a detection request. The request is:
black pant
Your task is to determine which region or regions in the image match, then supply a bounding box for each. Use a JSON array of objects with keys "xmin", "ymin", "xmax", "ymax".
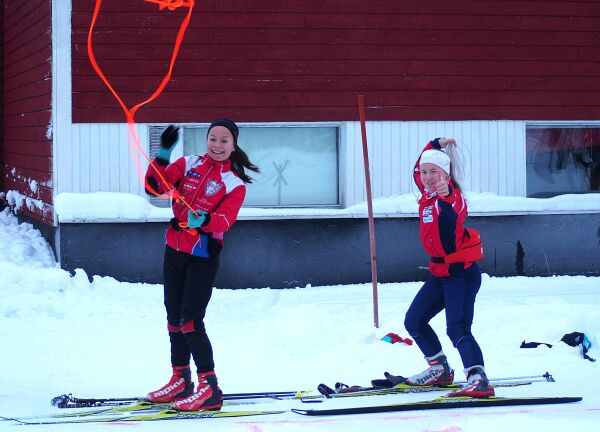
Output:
[
  {"xmin": 404, "ymin": 263, "xmax": 484, "ymax": 369},
  {"xmin": 163, "ymin": 245, "xmax": 220, "ymax": 373}
]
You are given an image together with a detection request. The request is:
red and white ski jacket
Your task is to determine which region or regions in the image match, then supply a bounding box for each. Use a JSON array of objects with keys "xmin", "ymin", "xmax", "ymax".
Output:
[
  {"xmin": 413, "ymin": 141, "xmax": 473, "ymax": 277},
  {"xmin": 145, "ymin": 154, "xmax": 245, "ymax": 256}
]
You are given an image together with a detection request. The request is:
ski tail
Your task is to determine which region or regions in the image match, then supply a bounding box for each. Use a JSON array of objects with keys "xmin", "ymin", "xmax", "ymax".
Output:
[{"xmin": 51, "ymin": 394, "xmax": 144, "ymax": 408}]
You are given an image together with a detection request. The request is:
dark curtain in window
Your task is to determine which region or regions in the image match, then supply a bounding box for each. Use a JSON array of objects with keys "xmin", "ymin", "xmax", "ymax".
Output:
[{"xmin": 526, "ymin": 127, "xmax": 599, "ymax": 198}]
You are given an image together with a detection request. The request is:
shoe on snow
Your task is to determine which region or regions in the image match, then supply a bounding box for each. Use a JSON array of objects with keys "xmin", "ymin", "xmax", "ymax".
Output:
[
  {"xmin": 171, "ymin": 371, "xmax": 223, "ymax": 411},
  {"xmin": 406, "ymin": 353, "xmax": 454, "ymax": 386},
  {"xmin": 147, "ymin": 365, "xmax": 194, "ymax": 403},
  {"xmin": 447, "ymin": 366, "xmax": 495, "ymax": 398}
]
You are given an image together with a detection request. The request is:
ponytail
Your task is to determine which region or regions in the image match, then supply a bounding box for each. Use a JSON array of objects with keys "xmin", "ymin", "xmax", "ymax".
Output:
[
  {"xmin": 230, "ymin": 144, "xmax": 260, "ymax": 183},
  {"xmin": 444, "ymin": 143, "xmax": 465, "ymax": 193}
]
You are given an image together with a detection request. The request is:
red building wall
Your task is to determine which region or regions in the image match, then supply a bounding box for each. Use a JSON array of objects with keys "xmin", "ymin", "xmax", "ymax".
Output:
[
  {"xmin": 2, "ymin": 0, "xmax": 53, "ymax": 223},
  {"xmin": 0, "ymin": 2, "xmax": 4, "ymax": 198},
  {"xmin": 73, "ymin": 0, "xmax": 600, "ymax": 123}
]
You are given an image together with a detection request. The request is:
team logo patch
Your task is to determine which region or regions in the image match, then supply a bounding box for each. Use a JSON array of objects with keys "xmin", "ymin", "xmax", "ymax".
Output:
[{"xmin": 205, "ymin": 180, "xmax": 222, "ymax": 196}]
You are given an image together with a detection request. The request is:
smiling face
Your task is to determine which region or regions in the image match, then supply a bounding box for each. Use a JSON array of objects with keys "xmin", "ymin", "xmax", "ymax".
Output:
[
  {"xmin": 420, "ymin": 162, "xmax": 447, "ymax": 192},
  {"xmin": 206, "ymin": 126, "xmax": 235, "ymax": 161}
]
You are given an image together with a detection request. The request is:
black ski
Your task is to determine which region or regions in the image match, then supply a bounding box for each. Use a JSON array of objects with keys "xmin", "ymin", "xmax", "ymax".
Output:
[{"xmin": 292, "ymin": 395, "xmax": 582, "ymax": 416}]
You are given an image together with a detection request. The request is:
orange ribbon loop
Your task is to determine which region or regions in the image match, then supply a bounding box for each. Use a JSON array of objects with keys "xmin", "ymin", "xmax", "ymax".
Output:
[
  {"xmin": 87, "ymin": 0, "xmax": 196, "ymax": 211},
  {"xmin": 145, "ymin": 0, "xmax": 192, "ymax": 11}
]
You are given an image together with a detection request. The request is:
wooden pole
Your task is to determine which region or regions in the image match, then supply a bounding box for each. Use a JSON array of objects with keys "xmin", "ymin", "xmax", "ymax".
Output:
[{"xmin": 357, "ymin": 95, "xmax": 379, "ymax": 328}]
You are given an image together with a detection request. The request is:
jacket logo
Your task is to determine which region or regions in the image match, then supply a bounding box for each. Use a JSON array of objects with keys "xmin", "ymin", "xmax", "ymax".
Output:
[
  {"xmin": 186, "ymin": 169, "xmax": 202, "ymax": 178},
  {"xmin": 422, "ymin": 205, "xmax": 434, "ymax": 223},
  {"xmin": 205, "ymin": 180, "xmax": 222, "ymax": 196}
]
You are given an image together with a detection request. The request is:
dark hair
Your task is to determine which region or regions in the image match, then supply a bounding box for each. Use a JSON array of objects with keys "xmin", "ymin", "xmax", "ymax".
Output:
[
  {"xmin": 207, "ymin": 118, "xmax": 259, "ymax": 183},
  {"xmin": 231, "ymin": 144, "xmax": 260, "ymax": 183}
]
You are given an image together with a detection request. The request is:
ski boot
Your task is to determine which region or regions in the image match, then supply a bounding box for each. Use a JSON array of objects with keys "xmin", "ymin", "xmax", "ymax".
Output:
[
  {"xmin": 147, "ymin": 365, "xmax": 194, "ymax": 403},
  {"xmin": 171, "ymin": 370, "xmax": 223, "ymax": 411},
  {"xmin": 447, "ymin": 366, "xmax": 495, "ymax": 398},
  {"xmin": 406, "ymin": 352, "xmax": 454, "ymax": 386}
]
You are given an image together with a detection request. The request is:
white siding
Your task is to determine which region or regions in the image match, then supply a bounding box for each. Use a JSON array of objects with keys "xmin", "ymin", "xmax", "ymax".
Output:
[
  {"xmin": 55, "ymin": 120, "xmax": 526, "ymax": 207},
  {"xmin": 56, "ymin": 123, "xmax": 148, "ymax": 196},
  {"xmin": 342, "ymin": 120, "xmax": 527, "ymax": 206}
]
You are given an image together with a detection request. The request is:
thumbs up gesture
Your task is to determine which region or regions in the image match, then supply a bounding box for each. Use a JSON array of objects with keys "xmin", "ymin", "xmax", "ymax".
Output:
[{"xmin": 435, "ymin": 173, "xmax": 449, "ymax": 197}]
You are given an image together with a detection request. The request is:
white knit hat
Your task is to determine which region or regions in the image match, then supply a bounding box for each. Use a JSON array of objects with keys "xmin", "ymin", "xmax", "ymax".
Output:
[{"xmin": 420, "ymin": 149, "xmax": 450, "ymax": 175}]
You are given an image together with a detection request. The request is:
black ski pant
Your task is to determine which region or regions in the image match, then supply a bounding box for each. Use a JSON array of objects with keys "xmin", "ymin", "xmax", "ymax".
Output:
[
  {"xmin": 163, "ymin": 245, "xmax": 220, "ymax": 373},
  {"xmin": 404, "ymin": 262, "xmax": 484, "ymax": 369}
]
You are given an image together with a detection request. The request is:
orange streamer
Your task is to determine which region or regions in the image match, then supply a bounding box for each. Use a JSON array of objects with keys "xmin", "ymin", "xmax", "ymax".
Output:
[{"xmin": 87, "ymin": 0, "xmax": 196, "ymax": 212}]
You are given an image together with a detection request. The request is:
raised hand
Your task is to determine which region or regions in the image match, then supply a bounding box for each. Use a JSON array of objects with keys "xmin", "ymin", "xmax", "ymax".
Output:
[
  {"xmin": 156, "ymin": 125, "xmax": 180, "ymax": 162},
  {"xmin": 438, "ymin": 138, "xmax": 456, "ymax": 148},
  {"xmin": 161, "ymin": 125, "xmax": 180, "ymax": 149},
  {"xmin": 435, "ymin": 172, "xmax": 449, "ymax": 197}
]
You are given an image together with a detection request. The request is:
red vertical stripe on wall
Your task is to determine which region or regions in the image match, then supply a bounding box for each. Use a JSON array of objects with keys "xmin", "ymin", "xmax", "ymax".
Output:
[{"xmin": 1, "ymin": 0, "xmax": 53, "ymax": 224}]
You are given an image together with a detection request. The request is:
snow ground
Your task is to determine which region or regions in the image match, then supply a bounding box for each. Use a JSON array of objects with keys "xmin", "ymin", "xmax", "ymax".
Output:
[{"xmin": 0, "ymin": 207, "xmax": 598, "ymax": 431}]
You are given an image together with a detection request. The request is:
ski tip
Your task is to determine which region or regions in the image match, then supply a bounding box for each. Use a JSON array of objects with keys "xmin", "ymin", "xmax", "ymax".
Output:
[
  {"xmin": 371, "ymin": 378, "xmax": 393, "ymax": 389},
  {"xmin": 371, "ymin": 372, "xmax": 406, "ymax": 389},
  {"xmin": 317, "ymin": 384, "xmax": 334, "ymax": 398},
  {"xmin": 50, "ymin": 394, "xmax": 71, "ymax": 408}
]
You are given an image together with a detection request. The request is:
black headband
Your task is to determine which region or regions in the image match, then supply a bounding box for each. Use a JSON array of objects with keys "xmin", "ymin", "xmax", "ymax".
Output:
[{"xmin": 207, "ymin": 118, "xmax": 239, "ymax": 142}]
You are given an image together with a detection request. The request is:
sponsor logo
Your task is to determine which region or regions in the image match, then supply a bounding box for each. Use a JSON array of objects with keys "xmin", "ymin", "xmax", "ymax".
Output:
[
  {"xmin": 411, "ymin": 368, "xmax": 444, "ymax": 385},
  {"xmin": 414, "ymin": 372, "xmax": 437, "ymax": 385},
  {"xmin": 153, "ymin": 378, "xmax": 184, "ymax": 397},
  {"xmin": 175, "ymin": 413, "xmax": 214, "ymax": 419},
  {"xmin": 422, "ymin": 205, "xmax": 434, "ymax": 223},
  {"xmin": 205, "ymin": 180, "xmax": 222, "ymax": 196},
  {"xmin": 186, "ymin": 169, "xmax": 202, "ymax": 178}
]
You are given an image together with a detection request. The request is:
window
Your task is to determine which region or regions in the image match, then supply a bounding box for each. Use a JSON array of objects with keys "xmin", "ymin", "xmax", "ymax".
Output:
[
  {"xmin": 183, "ymin": 125, "xmax": 339, "ymax": 207},
  {"xmin": 526, "ymin": 125, "xmax": 600, "ymax": 198}
]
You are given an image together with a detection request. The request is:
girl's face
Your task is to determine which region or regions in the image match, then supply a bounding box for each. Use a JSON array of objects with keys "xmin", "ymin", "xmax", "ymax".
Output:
[
  {"xmin": 420, "ymin": 163, "xmax": 447, "ymax": 192},
  {"xmin": 207, "ymin": 126, "xmax": 235, "ymax": 161}
]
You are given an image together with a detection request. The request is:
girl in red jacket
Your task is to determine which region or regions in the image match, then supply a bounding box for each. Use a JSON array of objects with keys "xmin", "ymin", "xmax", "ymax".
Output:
[
  {"xmin": 144, "ymin": 119, "xmax": 258, "ymax": 410},
  {"xmin": 402, "ymin": 137, "xmax": 493, "ymax": 398}
]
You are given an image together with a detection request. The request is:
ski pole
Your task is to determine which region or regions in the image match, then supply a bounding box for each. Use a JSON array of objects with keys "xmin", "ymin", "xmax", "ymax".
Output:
[{"xmin": 477, "ymin": 372, "xmax": 554, "ymax": 383}]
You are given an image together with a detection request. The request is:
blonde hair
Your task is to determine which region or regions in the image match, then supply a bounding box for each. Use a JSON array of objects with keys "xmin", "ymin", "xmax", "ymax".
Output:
[{"xmin": 444, "ymin": 142, "xmax": 465, "ymax": 192}]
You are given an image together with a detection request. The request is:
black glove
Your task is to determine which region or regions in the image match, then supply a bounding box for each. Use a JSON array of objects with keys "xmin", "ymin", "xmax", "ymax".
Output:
[
  {"xmin": 156, "ymin": 125, "xmax": 179, "ymax": 162},
  {"xmin": 161, "ymin": 125, "xmax": 179, "ymax": 149}
]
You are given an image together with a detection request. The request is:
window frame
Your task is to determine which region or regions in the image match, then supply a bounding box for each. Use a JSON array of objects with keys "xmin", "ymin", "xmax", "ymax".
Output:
[{"xmin": 165, "ymin": 122, "xmax": 343, "ymax": 209}]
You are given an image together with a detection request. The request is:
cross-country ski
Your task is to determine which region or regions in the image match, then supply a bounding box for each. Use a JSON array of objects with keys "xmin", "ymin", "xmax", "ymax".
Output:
[{"xmin": 292, "ymin": 396, "xmax": 583, "ymax": 416}]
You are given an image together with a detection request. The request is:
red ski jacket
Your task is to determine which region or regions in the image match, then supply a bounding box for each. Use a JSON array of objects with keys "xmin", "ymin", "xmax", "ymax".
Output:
[
  {"xmin": 413, "ymin": 141, "xmax": 473, "ymax": 277},
  {"xmin": 145, "ymin": 154, "xmax": 245, "ymax": 257}
]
